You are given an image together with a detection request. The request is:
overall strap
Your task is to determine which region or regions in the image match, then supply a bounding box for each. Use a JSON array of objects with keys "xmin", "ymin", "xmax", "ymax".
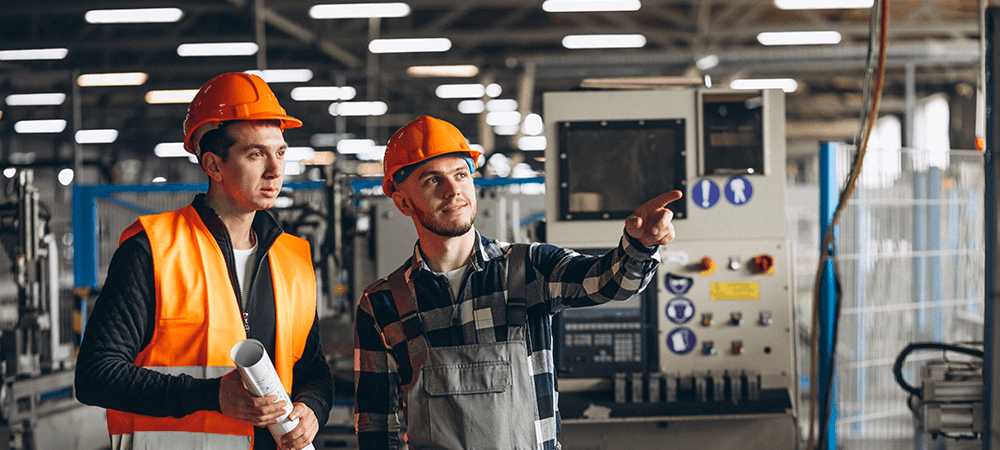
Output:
[
  {"xmin": 506, "ymin": 243, "xmax": 529, "ymax": 326},
  {"xmin": 387, "ymin": 265, "xmax": 424, "ymax": 341}
]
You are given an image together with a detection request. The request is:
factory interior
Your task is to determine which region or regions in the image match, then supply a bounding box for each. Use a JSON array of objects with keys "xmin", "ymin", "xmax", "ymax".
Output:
[{"xmin": 0, "ymin": 0, "xmax": 995, "ymax": 449}]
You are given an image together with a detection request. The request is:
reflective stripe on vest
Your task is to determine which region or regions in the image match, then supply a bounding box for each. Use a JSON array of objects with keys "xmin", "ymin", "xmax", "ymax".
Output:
[
  {"xmin": 107, "ymin": 205, "xmax": 316, "ymax": 443},
  {"xmin": 111, "ymin": 430, "xmax": 251, "ymax": 450}
]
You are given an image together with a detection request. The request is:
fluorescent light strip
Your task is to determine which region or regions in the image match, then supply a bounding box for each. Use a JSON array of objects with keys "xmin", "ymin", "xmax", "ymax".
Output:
[
  {"xmin": 285, "ymin": 147, "xmax": 316, "ymax": 162},
  {"xmin": 145, "ymin": 89, "xmax": 199, "ymax": 104},
  {"xmin": 522, "ymin": 113, "xmax": 544, "ymax": 135},
  {"xmin": 493, "ymin": 125, "xmax": 520, "ymax": 136},
  {"xmin": 0, "ymin": 48, "xmax": 68, "ymax": 61},
  {"xmin": 486, "ymin": 99, "xmax": 518, "ymax": 112},
  {"xmin": 154, "ymin": 142, "xmax": 188, "ymax": 157},
  {"xmin": 78, "ymin": 72, "xmax": 148, "ymax": 87},
  {"xmin": 85, "ymin": 8, "xmax": 184, "ymax": 24},
  {"xmin": 730, "ymin": 78, "xmax": 799, "ymax": 93},
  {"xmin": 337, "ymin": 139, "xmax": 378, "ymax": 154},
  {"xmin": 542, "ymin": 0, "xmax": 641, "ymax": 13},
  {"xmin": 291, "ymin": 86, "xmax": 357, "ymax": 101},
  {"xmin": 757, "ymin": 31, "xmax": 841, "ymax": 46},
  {"xmin": 696, "ymin": 54, "xmax": 719, "ymax": 70},
  {"xmin": 75, "ymin": 129, "xmax": 119, "ymax": 144},
  {"xmin": 774, "ymin": 0, "xmax": 873, "ymax": 10},
  {"xmin": 6, "ymin": 93, "xmax": 66, "ymax": 106},
  {"xmin": 245, "ymin": 69, "xmax": 313, "ymax": 83},
  {"xmin": 486, "ymin": 111, "xmax": 522, "ymax": 127},
  {"xmin": 329, "ymin": 101, "xmax": 388, "ymax": 116},
  {"xmin": 407, "ymin": 65, "xmax": 479, "ymax": 77},
  {"xmin": 436, "ymin": 84, "xmax": 485, "ymax": 99},
  {"xmin": 562, "ymin": 34, "xmax": 646, "ymax": 49},
  {"xmin": 369, "ymin": 38, "xmax": 451, "ymax": 54},
  {"xmin": 310, "ymin": 3, "xmax": 411, "ymax": 19},
  {"xmin": 458, "ymin": 100, "xmax": 485, "ymax": 114},
  {"xmin": 177, "ymin": 42, "xmax": 258, "ymax": 57},
  {"xmin": 518, "ymin": 136, "xmax": 547, "ymax": 151},
  {"xmin": 14, "ymin": 119, "xmax": 67, "ymax": 134}
]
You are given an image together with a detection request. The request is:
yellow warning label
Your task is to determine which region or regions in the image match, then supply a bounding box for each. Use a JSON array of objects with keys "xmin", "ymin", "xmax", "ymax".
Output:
[{"xmin": 710, "ymin": 282, "xmax": 760, "ymax": 300}]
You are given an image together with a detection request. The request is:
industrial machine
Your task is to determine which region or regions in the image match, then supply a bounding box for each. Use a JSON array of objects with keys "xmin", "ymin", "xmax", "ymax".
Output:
[
  {"xmin": 894, "ymin": 342, "xmax": 984, "ymax": 447},
  {"xmin": 543, "ymin": 88, "xmax": 799, "ymax": 449},
  {"xmin": 0, "ymin": 170, "xmax": 106, "ymax": 450}
]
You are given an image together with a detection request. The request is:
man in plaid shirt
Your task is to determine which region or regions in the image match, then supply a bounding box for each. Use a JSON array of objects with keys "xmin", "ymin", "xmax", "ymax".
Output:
[{"xmin": 354, "ymin": 116, "xmax": 682, "ymax": 450}]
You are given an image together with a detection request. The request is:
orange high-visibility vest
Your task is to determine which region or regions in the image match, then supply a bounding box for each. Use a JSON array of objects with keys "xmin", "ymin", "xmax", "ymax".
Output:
[{"xmin": 107, "ymin": 205, "xmax": 316, "ymax": 449}]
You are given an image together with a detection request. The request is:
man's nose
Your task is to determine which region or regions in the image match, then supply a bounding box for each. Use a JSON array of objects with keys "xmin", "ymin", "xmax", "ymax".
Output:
[{"xmin": 265, "ymin": 154, "xmax": 283, "ymax": 178}]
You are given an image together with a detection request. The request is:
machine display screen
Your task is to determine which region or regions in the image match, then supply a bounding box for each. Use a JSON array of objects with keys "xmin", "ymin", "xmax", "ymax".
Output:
[{"xmin": 557, "ymin": 119, "xmax": 687, "ymax": 221}]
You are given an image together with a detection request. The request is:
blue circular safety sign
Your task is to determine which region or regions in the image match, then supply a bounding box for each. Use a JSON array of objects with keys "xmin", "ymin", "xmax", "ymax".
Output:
[
  {"xmin": 665, "ymin": 298, "xmax": 695, "ymax": 325},
  {"xmin": 691, "ymin": 179, "xmax": 721, "ymax": 209},
  {"xmin": 725, "ymin": 176, "xmax": 753, "ymax": 206},
  {"xmin": 666, "ymin": 327, "xmax": 697, "ymax": 355}
]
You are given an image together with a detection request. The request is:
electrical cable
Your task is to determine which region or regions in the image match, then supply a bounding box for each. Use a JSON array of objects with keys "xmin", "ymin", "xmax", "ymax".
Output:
[
  {"xmin": 806, "ymin": 0, "xmax": 888, "ymax": 449},
  {"xmin": 892, "ymin": 342, "xmax": 984, "ymax": 397}
]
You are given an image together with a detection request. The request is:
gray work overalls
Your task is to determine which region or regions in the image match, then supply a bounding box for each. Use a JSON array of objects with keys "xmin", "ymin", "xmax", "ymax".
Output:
[{"xmin": 388, "ymin": 244, "xmax": 538, "ymax": 450}]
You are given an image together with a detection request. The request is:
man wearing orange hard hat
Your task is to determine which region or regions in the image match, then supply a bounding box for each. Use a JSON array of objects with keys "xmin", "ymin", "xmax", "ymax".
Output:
[
  {"xmin": 76, "ymin": 72, "xmax": 334, "ymax": 450},
  {"xmin": 354, "ymin": 115, "xmax": 682, "ymax": 449}
]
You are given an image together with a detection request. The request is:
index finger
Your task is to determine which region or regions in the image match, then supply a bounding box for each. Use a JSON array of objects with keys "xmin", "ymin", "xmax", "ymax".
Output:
[{"xmin": 643, "ymin": 190, "xmax": 683, "ymax": 210}]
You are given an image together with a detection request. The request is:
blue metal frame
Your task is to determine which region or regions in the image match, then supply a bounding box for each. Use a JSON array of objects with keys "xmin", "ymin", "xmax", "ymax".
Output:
[
  {"xmin": 72, "ymin": 181, "xmax": 323, "ymax": 290},
  {"xmin": 819, "ymin": 141, "xmax": 839, "ymax": 449}
]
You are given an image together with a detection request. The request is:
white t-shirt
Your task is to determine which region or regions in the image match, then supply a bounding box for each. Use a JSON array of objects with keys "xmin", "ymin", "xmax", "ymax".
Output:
[
  {"xmin": 436, "ymin": 265, "xmax": 469, "ymax": 299},
  {"xmin": 233, "ymin": 243, "xmax": 258, "ymax": 308}
]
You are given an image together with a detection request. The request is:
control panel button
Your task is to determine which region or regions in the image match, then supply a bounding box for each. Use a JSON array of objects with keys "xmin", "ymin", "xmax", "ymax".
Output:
[
  {"xmin": 752, "ymin": 254, "xmax": 775, "ymax": 274},
  {"xmin": 730, "ymin": 312, "xmax": 743, "ymax": 326},
  {"xmin": 702, "ymin": 341, "xmax": 716, "ymax": 356},
  {"xmin": 759, "ymin": 310, "xmax": 773, "ymax": 326},
  {"xmin": 696, "ymin": 256, "xmax": 717, "ymax": 276},
  {"xmin": 701, "ymin": 313, "xmax": 713, "ymax": 327},
  {"xmin": 731, "ymin": 340, "xmax": 744, "ymax": 355}
]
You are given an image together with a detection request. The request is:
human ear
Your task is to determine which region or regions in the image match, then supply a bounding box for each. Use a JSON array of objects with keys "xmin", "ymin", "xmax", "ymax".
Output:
[
  {"xmin": 201, "ymin": 153, "xmax": 224, "ymax": 182},
  {"xmin": 392, "ymin": 192, "xmax": 413, "ymax": 217}
]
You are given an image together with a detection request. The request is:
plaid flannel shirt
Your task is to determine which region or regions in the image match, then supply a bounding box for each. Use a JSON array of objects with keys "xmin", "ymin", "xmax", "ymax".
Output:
[{"xmin": 354, "ymin": 230, "xmax": 659, "ymax": 450}]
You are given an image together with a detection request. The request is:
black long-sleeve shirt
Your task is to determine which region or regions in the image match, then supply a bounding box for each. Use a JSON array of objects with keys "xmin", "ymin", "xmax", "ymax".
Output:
[{"xmin": 76, "ymin": 194, "xmax": 334, "ymax": 449}]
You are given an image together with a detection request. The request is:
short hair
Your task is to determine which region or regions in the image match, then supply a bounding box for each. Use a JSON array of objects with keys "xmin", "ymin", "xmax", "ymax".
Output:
[{"xmin": 197, "ymin": 119, "xmax": 280, "ymax": 163}]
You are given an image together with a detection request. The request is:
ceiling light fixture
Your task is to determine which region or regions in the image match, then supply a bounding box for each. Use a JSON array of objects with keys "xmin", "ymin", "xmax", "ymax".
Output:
[
  {"xmin": 757, "ymin": 31, "xmax": 841, "ymax": 46},
  {"xmin": 310, "ymin": 3, "xmax": 411, "ymax": 19},
  {"xmin": 285, "ymin": 147, "xmax": 316, "ymax": 162},
  {"xmin": 696, "ymin": 54, "xmax": 720, "ymax": 70},
  {"xmin": 562, "ymin": 34, "xmax": 646, "ymax": 49},
  {"xmin": 368, "ymin": 38, "xmax": 451, "ymax": 54},
  {"xmin": 14, "ymin": 119, "xmax": 67, "ymax": 134},
  {"xmin": 291, "ymin": 86, "xmax": 357, "ymax": 101},
  {"xmin": 177, "ymin": 42, "xmax": 258, "ymax": 57},
  {"xmin": 5, "ymin": 93, "xmax": 67, "ymax": 106},
  {"xmin": 154, "ymin": 142, "xmax": 188, "ymax": 157},
  {"xmin": 486, "ymin": 99, "xmax": 518, "ymax": 112},
  {"xmin": 730, "ymin": 78, "xmax": 799, "ymax": 93},
  {"xmin": 329, "ymin": 101, "xmax": 388, "ymax": 116},
  {"xmin": 486, "ymin": 111, "xmax": 522, "ymax": 127},
  {"xmin": 457, "ymin": 100, "xmax": 486, "ymax": 114},
  {"xmin": 75, "ymin": 129, "xmax": 119, "ymax": 144},
  {"xmin": 774, "ymin": 0, "xmax": 873, "ymax": 10},
  {"xmin": 78, "ymin": 72, "xmax": 148, "ymax": 87},
  {"xmin": 336, "ymin": 139, "xmax": 378, "ymax": 154},
  {"xmin": 542, "ymin": 0, "xmax": 641, "ymax": 13},
  {"xmin": 245, "ymin": 69, "xmax": 313, "ymax": 83},
  {"xmin": 436, "ymin": 84, "xmax": 485, "ymax": 99},
  {"xmin": 0, "ymin": 48, "xmax": 68, "ymax": 61},
  {"xmin": 85, "ymin": 8, "xmax": 184, "ymax": 24},
  {"xmin": 407, "ymin": 65, "xmax": 480, "ymax": 77},
  {"xmin": 518, "ymin": 136, "xmax": 547, "ymax": 151},
  {"xmin": 145, "ymin": 89, "xmax": 199, "ymax": 104}
]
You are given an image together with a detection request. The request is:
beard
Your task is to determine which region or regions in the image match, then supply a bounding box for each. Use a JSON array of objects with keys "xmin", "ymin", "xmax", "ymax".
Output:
[{"xmin": 412, "ymin": 203, "xmax": 476, "ymax": 237}]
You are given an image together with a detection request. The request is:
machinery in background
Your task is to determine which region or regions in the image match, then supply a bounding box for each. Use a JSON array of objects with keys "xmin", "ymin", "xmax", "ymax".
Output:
[
  {"xmin": 0, "ymin": 170, "xmax": 106, "ymax": 450},
  {"xmin": 543, "ymin": 88, "xmax": 799, "ymax": 449},
  {"xmin": 894, "ymin": 342, "xmax": 984, "ymax": 447}
]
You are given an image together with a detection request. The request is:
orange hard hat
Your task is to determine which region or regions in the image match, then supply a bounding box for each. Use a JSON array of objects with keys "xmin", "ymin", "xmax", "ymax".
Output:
[
  {"xmin": 183, "ymin": 72, "xmax": 302, "ymax": 155},
  {"xmin": 382, "ymin": 115, "xmax": 482, "ymax": 196}
]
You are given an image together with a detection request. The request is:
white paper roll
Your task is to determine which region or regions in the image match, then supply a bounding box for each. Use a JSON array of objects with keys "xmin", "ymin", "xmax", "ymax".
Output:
[{"xmin": 231, "ymin": 339, "xmax": 315, "ymax": 450}]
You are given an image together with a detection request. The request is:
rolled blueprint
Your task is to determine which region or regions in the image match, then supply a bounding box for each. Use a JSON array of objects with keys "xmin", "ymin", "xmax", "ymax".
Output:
[{"xmin": 231, "ymin": 339, "xmax": 315, "ymax": 450}]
